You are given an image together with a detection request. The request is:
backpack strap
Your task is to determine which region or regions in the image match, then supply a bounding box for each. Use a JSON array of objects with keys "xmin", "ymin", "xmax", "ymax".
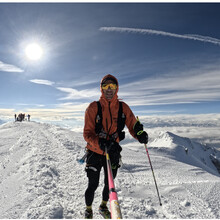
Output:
[
  {"xmin": 117, "ymin": 101, "xmax": 126, "ymax": 133},
  {"xmin": 95, "ymin": 101, "xmax": 103, "ymax": 135},
  {"xmin": 116, "ymin": 101, "xmax": 126, "ymax": 141}
]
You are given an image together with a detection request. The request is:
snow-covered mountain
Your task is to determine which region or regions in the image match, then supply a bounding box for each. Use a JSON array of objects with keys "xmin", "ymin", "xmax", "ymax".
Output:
[
  {"xmin": 0, "ymin": 121, "xmax": 220, "ymax": 219},
  {"xmin": 151, "ymin": 131, "xmax": 220, "ymax": 176}
]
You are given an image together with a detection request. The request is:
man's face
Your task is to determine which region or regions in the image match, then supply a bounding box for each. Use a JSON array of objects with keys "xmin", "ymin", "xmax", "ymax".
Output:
[{"xmin": 102, "ymin": 80, "xmax": 117, "ymax": 100}]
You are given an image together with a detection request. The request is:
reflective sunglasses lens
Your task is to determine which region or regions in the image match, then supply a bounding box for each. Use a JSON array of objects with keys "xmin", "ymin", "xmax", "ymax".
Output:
[{"xmin": 102, "ymin": 83, "xmax": 117, "ymax": 90}]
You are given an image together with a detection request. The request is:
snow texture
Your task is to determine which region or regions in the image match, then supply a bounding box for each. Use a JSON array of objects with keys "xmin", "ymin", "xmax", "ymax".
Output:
[{"xmin": 0, "ymin": 121, "xmax": 220, "ymax": 219}]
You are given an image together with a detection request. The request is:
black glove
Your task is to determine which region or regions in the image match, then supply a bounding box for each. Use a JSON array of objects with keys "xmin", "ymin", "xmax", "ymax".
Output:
[
  {"xmin": 133, "ymin": 120, "xmax": 143, "ymax": 134},
  {"xmin": 134, "ymin": 120, "xmax": 148, "ymax": 144},
  {"xmin": 108, "ymin": 141, "xmax": 122, "ymax": 154},
  {"xmin": 137, "ymin": 131, "xmax": 148, "ymax": 144},
  {"xmin": 99, "ymin": 138, "xmax": 113, "ymax": 152}
]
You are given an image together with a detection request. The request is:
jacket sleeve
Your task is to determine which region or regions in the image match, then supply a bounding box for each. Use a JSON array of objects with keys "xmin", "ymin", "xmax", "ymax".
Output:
[
  {"xmin": 83, "ymin": 102, "xmax": 101, "ymax": 153},
  {"xmin": 122, "ymin": 102, "xmax": 138, "ymax": 139}
]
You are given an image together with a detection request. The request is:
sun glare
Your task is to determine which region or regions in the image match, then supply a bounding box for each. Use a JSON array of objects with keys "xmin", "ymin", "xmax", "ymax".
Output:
[{"xmin": 25, "ymin": 43, "xmax": 43, "ymax": 60}]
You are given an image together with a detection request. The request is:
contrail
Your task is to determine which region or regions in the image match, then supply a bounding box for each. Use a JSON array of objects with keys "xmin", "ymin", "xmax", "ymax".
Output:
[{"xmin": 100, "ymin": 27, "xmax": 220, "ymax": 46}]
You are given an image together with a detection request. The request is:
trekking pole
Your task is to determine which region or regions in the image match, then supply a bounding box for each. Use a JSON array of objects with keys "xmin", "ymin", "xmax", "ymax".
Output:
[
  {"xmin": 105, "ymin": 147, "xmax": 123, "ymax": 219},
  {"xmin": 144, "ymin": 143, "xmax": 162, "ymax": 206}
]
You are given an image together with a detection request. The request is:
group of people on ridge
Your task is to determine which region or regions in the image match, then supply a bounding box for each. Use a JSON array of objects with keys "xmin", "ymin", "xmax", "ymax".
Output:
[
  {"xmin": 14, "ymin": 113, "xmax": 31, "ymax": 122},
  {"xmin": 83, "ymin": 74, "xmax": 148, "ymax": 219}
]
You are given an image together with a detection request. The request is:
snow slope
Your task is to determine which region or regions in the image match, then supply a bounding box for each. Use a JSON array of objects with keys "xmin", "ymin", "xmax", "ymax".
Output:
[
  {"xmin": 0, "ymin": 119, "xmax": 6, "ymax": 125},
  {"xmin": 0, "ymin": 121, "xmax": 220, "ymax": 219}
]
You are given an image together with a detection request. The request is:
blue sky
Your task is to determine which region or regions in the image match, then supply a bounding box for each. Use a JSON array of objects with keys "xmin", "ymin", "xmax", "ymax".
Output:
[{"xmin": 1, "ymin": 3, "xmax": 220, "ymax": 122}]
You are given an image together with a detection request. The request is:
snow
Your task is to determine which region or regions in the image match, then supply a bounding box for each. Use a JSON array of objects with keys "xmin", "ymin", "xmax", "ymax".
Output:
[
  {"xmin": 0, "ymin": 119, "xmax": 6, "ymax": 125},
  {"xmin": 0, "ymin": 121, "xmax": 220, "ymax": 219}
]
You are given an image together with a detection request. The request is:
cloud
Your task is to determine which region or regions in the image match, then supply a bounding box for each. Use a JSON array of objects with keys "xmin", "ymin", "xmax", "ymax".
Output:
[
  {"xmin": 100, "ymin": 27, "xmax": 220, "ymax": 46},
  {"xmin": 0, "ymin": 61, "xmax": 24, "ymax": 73},
  {"xmin": 29, "ymin": 79, "xmax": 55, "ymax": 86},
  {"xmin": 0, "ymin": 108, "xmax": 16, "ymax": 117},
  {"xmin": 22, "ymin": 102, "xmax": 89, "ymax": 122},
  {"xmin": 0, "ymin": 101, "xmax": 89, "ymax": 123},
  {"xmin": 56, "ymin": 87, "xmax": 100, "ymax": 100},
  {"xmin": 119, "ymin": 66, "xmax": 220, "ymax": 106}
]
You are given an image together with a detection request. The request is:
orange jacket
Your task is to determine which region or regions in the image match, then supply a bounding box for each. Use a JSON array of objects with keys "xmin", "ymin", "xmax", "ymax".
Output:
[{"xmin": 83, "ymin": 74, "xmax": 137, "ymax": 155}]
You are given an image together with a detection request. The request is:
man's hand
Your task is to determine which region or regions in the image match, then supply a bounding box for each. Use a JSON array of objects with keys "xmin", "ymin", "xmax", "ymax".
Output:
[
  {"xmin": 99, "ymin": 138, "xmax": 113, "ymax": 152},
  {"xmin": 134, "ymin": 120, "xmax": 148, "ymax": 144},
  {"xmin": 99, "ymin": 138, "xmax": 122, "ymax": 153},
  {"xmin": 137, "ymin": 130, "xmax": 148, "ymax": 144}
]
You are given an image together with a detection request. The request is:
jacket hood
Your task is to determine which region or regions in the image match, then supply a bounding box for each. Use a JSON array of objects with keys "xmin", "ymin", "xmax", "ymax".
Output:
[
  {"xmin": 101, "ymin": 74, "xmax": 118, "ymax": 86},
  {"xmin": 100, "ymin": 74, "xmax": 119, "ymax": 102}
]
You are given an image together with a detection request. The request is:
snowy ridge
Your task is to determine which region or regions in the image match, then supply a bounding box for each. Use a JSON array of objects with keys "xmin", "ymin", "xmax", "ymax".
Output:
[
  {"xmin": 0, "ymin": 121, "xmax": 220, "ymax": 218},
  {"xmin": 151, "ymin": 131, "xmax": 220, "ymax": 176}
]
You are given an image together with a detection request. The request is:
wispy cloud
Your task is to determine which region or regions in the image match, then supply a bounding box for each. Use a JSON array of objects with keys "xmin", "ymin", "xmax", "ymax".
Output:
[
  {"xmin": 56, "ymin": 87, "xmax": 100, "ymax": 100},
  {"xmin": 100, "ymin": 27, "xmax": 220, "ymax": 46},
  {"xmin": 119, "ymin": 66, "xmax": 220, "ymax": 106},
  {"xmin": 29, "ymin": 79, "xmax": 55, "ymax": 86},
  {"xmin": 23, "ymin": 102, "xmax": 89, "ymax": 122},
  {"xmin": 0, "ymin": 61, "xmax": 24, "ymax": 73}
]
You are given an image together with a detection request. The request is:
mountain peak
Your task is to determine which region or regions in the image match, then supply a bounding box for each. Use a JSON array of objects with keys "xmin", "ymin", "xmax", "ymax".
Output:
[{"xmin": 150, "ymin": 131, "xmax": 220, "ymax": 176}]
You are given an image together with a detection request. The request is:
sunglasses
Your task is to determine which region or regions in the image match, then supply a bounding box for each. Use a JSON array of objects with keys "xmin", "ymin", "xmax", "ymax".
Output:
[{"xmin": 101, "ymin": 83, "xmax": 117, "ymax": 90}]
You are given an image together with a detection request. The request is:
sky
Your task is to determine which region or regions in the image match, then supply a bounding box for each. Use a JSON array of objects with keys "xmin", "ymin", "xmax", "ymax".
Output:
[{"xmin": 1, "ymin": 2, "xmax": 220, "ymax": 123}]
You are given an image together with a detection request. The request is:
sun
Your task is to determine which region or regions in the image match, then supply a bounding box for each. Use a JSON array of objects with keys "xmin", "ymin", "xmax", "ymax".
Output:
[{"xmin": 25, "ymin": 43, "xmax": 43, "ymax": 60}]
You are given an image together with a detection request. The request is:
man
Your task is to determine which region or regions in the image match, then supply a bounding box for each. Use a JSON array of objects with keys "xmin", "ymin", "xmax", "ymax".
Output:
[{"xmin": 83, "ymin": 74, "xmax": 148, "ymax": 219}]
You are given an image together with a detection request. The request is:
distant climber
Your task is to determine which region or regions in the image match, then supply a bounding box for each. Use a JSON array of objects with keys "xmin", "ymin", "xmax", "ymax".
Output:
[{"xmin": 16, "ymin": 113, "xmax": 25, "ymax": 122}]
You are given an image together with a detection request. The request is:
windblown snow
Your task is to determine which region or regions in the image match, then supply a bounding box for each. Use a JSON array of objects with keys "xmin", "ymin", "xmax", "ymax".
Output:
[{"xmin": 0, "ymin": 121, "xmax": 220, "ymax": 219}]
